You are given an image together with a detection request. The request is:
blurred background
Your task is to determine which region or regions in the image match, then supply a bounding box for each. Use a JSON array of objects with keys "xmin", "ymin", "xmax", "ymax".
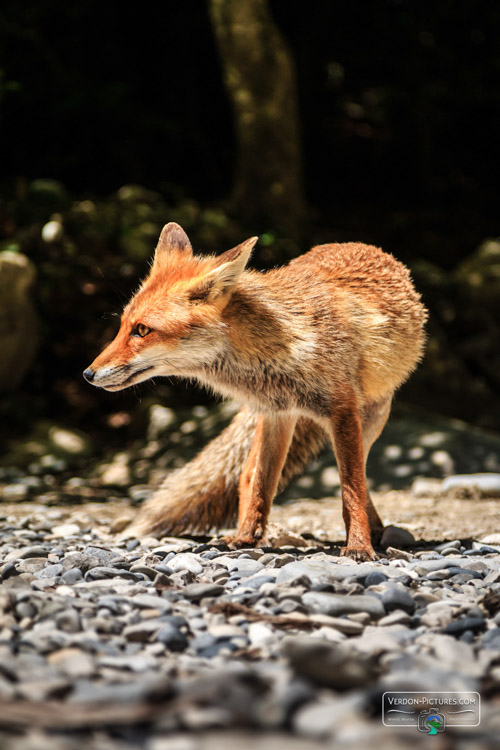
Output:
[{"xmin": 1, "ymin": 0, "xmax": 499, "ymax": 481}]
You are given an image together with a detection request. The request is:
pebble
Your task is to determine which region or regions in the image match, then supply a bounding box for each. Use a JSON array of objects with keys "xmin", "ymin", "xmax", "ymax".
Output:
[
  {"xmin": 380, "ymin": 586, "xmax": 416, "ymax": 613},
  {"xmin": 156, "ymin": 623, "xmax": 189, "ymax": 651},
  {"xmin": 302, "ymin": 592, "xmax": 385, "ymax": 619},
  {"xmin": 441, "ymin": 472, "xmax": 500, "ymax": 496},
  {"xmin": 0, "ymin": 504, "xmax": 499, "ymax": 748},
  {"xmin": 51, "ymin": 523, "xmax": 81, "ymax": 538},
  {"xmin": 167, "ymin": 553, "xmax": 204, "ymax": 575},
  {"xmin": 380, "ymin": 525, "xmax": 415, "ymax": 549},
  {"xmin": 182, "ymin": 583, "xmax": 225, "ymax": 600},
  {"xmin": 55, "ymin": 608, "xmax": 81, "ymax": 632},
  {"xmin": 283, "ymin": 635, "xmax": 379, "ymax": 689}
]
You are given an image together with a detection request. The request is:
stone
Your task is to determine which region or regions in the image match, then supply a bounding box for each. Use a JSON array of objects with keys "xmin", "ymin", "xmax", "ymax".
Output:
[
  {"xmin": 123, "ymin": 620, "xmax": 165, "ymax": 642},
  {"xmin": 283, "ymin": 636, "xmax": 378, "ymax": 689},
  {"xmin": 47, "ymin": 648, "xmax": 95, "ymax": 677},
  {"xmin": 15, "ymin": 601, "xmax": 37, "ymax": 619},
  {"xmin": 293, "ymin": 694, "xmax": 364, "ymax": 739},
  {"xmin": 55, "ymin": 608, "xmax": 81, "ymax": 633},
  {"xmin": 5, "ymin": 546, "xmax": 50, "ymax": 562},
  {"xmin": 1, "ymin": 483, "xmax": 29, "ymax": 501},
  {"xmin": 411, "ymin": 478, "xmax": 443, "ymax": 496},
  {"xmin": 208, "ymin": 624, "xmax": 246, "ymax": 639},
  {"xmin": 381, "ymin": 586, "xmax": 416, "ymax": 614},
  {"xmin": 131, "ymin": 593, "xmax": 173, "ymax": 612},
  {"xmin": 34, "ymin": 563, "xmax": 64, "ymax": 579},
  {"xmin": 69, "ymin": 675, "xmax": 172, "ymax": 704},
  {"xmin": 247, "ymin": 622, "xmax": 275, "ymax": 648},
  {"xmin": 378, "ymin": 610, "xmax": 411, "ymax": 627},
  {"xmin": 51, "ymin": 523, "xmax": 81, "ymax": 538},
  {"xmin": 182, "ymin": 583, "xmax": 225, "ymax": 601},
  {"xmin": 148, "ymin": 404, "xmax": 176, "ymax": 440},
  {"xmin": 444, "ymin": 616, "xmax": 486, "ymax": 636},
  {"xmin": 146, "ymin": 736, "xmax": 199, "ymax": 750},
  {"xmin": 0, "ymin": 250, "xmax": 38, "ymax": 391},
  {"xmin": 380, "ymin": 525, "xmax": 415, "ymax": 549},
  {"xmin": 364, "ymin": 571, "xmax": 388, "ymax": 587},
  {"xmin": 0, "ymin": 563, "xmax": 19, "ymax": 580},
  {"xmin": 168, "ymin": 553, "xmax": 204, "ymax": 575},
  {"xmin": 99, "ymin": 654, "xmax": 158, "ymax": 671},
  {"xmin": 156, "ymin": 623, "xmax": 189, "ymax": 652},
  {"xmin": 442, "ymin": 473, "xmax": 500, "ymax": 497},
  {"xmin": 16, "ymin": 677, "xmax": 71, "ymax": 701},
  {"xmin": 302, "ymin": 592, "xmax": 385, "ymax": 619},
  {"xmin": 99, "ymin": 453, "xmax": 132, "ymax": 487},
  {"xmin": 48, "ymin": 426, "xmax": 92, "ymax": 457},
  {"xmin": 61, "ymin": 568, "xmax": 83, "ymax": 584},
  {"xmin": 216, "ymin": 557, "xmax": 265, "ymax": 577}
]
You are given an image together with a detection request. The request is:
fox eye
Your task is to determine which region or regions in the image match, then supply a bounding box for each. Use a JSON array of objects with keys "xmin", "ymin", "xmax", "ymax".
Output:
[{"xmin": 133, "ymin": 323, "xmax": 152, "ymax": 338}]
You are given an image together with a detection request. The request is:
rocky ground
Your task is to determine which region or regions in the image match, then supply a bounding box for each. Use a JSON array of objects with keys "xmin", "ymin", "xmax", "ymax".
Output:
[
  {"xmin": 0, "ymin": 493, "xmax": 500, "ymax": 749},
  {"xmin": 1, "ymin": 406, "xmax": 500, "ymax": 749}
]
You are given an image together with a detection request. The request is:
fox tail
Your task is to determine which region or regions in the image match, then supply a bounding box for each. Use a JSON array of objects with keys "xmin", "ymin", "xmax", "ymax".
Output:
[{"xmin": 125, "ymin": 408, "xmax": 327, "ymax": 538}]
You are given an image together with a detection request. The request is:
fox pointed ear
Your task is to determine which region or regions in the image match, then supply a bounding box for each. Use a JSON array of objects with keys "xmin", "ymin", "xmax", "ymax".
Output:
[
  {"xmin": 187, "ymin": 236, "xmax": 257, "ymax": 303},
  {"xmin": 154, "ymin": 222, "xmax": 192, "ymax": 263}
]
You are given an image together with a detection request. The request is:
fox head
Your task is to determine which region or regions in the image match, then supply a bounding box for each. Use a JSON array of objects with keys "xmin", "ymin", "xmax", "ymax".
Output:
[{"xmin": 83, "ymin": 223, "xmax": 257, "ymax": 391}]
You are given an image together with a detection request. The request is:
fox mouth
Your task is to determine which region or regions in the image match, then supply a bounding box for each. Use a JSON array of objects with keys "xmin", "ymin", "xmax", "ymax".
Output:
[{"xmin": 99, "ymin": 365, "xmax": 155, "ymax": 391}]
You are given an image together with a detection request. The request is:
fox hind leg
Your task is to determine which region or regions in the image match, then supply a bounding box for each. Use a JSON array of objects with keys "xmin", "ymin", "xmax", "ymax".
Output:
[
  {"xmin": 361, "ymin": 397, "xmax": 392, "ymax": 545},
  {"xmin": 329, "ymin": 400, "xmax": 376, "ymax": 561}
]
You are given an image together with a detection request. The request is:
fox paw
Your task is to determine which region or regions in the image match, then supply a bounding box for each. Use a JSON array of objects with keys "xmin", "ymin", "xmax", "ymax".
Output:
[
  {"xmin": 340, "ymin": 545, "xmax": 378, "ymax": 562},
  {"xmin": 220, "ymin": 534, "xmax": 267, "ymax": 549}
]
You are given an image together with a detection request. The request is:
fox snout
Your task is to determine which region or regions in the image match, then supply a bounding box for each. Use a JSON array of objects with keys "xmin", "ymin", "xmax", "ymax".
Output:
[{"xmin": 82, "ymin": 367, "xmax": 95, "ymax": 383}]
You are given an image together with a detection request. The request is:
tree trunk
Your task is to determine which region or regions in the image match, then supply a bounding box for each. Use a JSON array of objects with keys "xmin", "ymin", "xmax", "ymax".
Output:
[{"xmin": 209, "ymin": 0, "xmax": 306, "ymax": 238}]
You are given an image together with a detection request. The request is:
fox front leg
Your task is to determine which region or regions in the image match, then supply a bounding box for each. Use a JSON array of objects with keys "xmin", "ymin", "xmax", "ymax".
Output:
[{"xmin": 221, "ymin": 413, "xmax": 296, "ymax": 549}]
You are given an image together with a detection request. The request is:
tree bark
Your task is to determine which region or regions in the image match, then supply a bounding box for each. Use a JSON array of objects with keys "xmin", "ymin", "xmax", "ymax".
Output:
[{"xmin": 209, "ymin": 0, "xmax": 306, "ymax": 238}]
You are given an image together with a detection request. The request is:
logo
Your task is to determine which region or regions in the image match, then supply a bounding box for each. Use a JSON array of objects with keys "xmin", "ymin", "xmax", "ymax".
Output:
[
  {"xmin": 382, "ymin": 691, "xmax": 480, "ymax": 730},
  {"xmin": 418, "ymin": 709, "xmax": 445, "ymax": 734}
]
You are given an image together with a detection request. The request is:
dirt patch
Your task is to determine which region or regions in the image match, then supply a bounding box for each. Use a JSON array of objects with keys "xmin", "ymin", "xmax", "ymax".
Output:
[
  {"xmin": 2, "ymin": 490, "xmax": 499, "ymax": 548},
  {"xmin": 271, "ymin": 491, "xmax": 500, "ymax": 546}
]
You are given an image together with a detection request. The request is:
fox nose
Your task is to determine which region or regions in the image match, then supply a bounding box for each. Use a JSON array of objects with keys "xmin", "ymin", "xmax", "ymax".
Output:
[{"xmin": 83, "ymin": 367, "xmax": 95, "ymax": 383}]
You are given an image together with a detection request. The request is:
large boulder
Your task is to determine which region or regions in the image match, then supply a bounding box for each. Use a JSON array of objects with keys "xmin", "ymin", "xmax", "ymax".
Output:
[{"xmin": 0, "ymin": 251, "xmax": 38, "ymax": 390}]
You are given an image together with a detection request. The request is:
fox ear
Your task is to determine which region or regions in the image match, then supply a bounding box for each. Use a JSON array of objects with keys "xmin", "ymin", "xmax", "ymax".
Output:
[
  {"xmin": 187, "ymin": 236, "xmax": 257, "ymax": 303},
  {"xmin": 154, "ymin": 222, "xmax": 192, "ymax": 263}
]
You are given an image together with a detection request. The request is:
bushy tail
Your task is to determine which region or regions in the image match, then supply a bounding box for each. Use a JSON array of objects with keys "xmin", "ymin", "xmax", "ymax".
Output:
[{"xmin": 125, "ymin": 407, "xmax": 327, "ymax": 538}]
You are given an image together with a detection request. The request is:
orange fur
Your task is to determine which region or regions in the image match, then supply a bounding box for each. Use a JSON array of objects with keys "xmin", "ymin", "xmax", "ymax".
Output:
[{"xmin": 84, "ymin": 223, "xmax": 427, "ymax": 559}]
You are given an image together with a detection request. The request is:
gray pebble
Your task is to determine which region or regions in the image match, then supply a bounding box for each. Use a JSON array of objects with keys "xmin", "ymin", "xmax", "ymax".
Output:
[
  {"xmin": 34, "ymin": 563, "xmax": 64, "ymax": 579},
  {"xmin": 156, "ymin": 623, "xmax": 188, "ymax": 652},
  {"xmin": 56, "ymin": 608, "xmax": 81, "ymax": 633},
  {"xmin": 5, "ymin": 545, "xmax": 50, "ymax": 562},
  {"xmin": 183, "ymin": 583, "xmax": 224, "ymax": 601},
  {"xmin": 444, "ymin": 616, "xmax": 486, "ymax": 635},
  {"xmin": 380, "ymin": 525, "xmax": 415, "ymax": 549},
  {"xmin": 61, "ymin": 568, "xmax": 83, "ymax": 584},
  {"xmin": 130, "ymin": 593, "xmax": 173, "ymax": 612},
  {"xmin": 364, "ymin": 571, "xmax": 388, "ymax": 587},
  {"xmin": 168, "ymin": 553, "xmax": 203, "ymax": 575},
  {"xmin": 381, "ymin": 587, "xmax": 416, "ymax": 614},
  {"xmin": 442, "ymin": 473, "xmax": 500, "ymax": 496},
  {"xmin": 302, "ymin": 592, "xmax": 385, "ymax": 619},
  {"xmin": 283, "ymin": 635, "xmax": 379, "ymax": 689},
  {"xmin": 123, "ymin": 620, "xmax": 165, "ymax": 642}
]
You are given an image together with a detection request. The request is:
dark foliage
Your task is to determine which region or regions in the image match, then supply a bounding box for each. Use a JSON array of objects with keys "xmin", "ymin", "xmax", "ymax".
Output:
[{"xmin": 0, "ymin": 0, "xmax": 499, "ymax": 441}]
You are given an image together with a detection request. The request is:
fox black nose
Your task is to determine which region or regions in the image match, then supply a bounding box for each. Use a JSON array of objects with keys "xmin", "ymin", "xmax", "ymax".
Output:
[{"xmin": 83, "ymin": 367, "xmax": 95, "ymax": 382}]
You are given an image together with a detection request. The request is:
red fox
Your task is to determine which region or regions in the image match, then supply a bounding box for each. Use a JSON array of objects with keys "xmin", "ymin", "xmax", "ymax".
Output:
[{"xmin": 84, "ymin": 223, "xmax": 427, "ymax": 560}]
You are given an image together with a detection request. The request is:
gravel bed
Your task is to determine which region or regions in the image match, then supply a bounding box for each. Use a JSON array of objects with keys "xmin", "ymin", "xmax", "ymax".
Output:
[{"xmin": 0, "ymin": 508, "xmax": 500, "ymax": 749}]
